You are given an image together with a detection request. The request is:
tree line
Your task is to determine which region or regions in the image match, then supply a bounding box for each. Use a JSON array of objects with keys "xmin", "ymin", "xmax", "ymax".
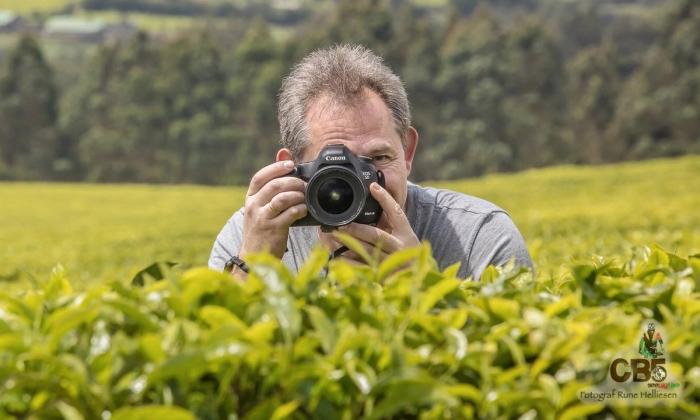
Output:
[{"xmin": 0, "ymin": 0, "xmax": 698, "ymax": 184}]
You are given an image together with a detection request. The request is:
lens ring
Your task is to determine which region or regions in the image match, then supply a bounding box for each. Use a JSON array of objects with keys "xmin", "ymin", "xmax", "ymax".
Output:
[{"xmin": 306, "ymin": 166, "xmax": 365, "ymax": 226}]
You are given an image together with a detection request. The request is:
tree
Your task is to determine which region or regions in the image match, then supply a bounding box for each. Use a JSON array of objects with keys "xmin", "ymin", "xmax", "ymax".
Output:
[
  {"xmin": 159, "ymin": 32, "xmax": 236, "ymax": 184},
  {"xmin": 395, "ymin": 9, "xmax": 443, "ymax": 181},
  {"xmin": 607, "ymin": 0, "xmax": 700, "ymax": 160},
  {"xmin": 229, "ymin": 18, "xmax": 286, "ymax": 177},
  {"xmin": 290, "ymin": 0, "xmax": 397, "ymax": 66},
  {"xmin": 75, "ymin": 32, "xmax": 167, "ymax": 182},
  {"xmin": 433, "ymin": 8, "xmax": 513, "ymax": 178},
  {"xmin": 564, "ymin": 41, "xmax": 622, "ymax": 163},
  {"xmin": 0, "ymin": 36, "xmax": 59, "ymax": 179},
  {"xmin": 501, "ymin": 17, "xmax": 565, "ymax": 169}
]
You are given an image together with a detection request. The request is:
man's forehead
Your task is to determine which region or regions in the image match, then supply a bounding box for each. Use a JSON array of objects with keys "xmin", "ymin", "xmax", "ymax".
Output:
[{"xmin": 300, "ymin": 88, "xmax": 402, "ymax": 160}]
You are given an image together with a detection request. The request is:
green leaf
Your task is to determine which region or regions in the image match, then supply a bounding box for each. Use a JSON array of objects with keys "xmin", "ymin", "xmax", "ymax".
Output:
[
  {"xmin": 487, "ymin": 297, "xmax": 520, "ymax": 320},
  {"xmin": 544, "ymin": 291, "xmax": 580, "ymax": 318},
  {"xmin": 446, "ymin": 328, "xmax": 468, "ymax": 360},
  {"xmin": 444, "ymin": 383, "xmax": 481, "ymax": 403},
  {"xmin": 480, "ymin": 265, "xmax": 499, "ymax": 283},
  {"xmin": 44, "ymin": 306, "xmax": 99, "ymax": 350},
  {"xmin": 557, "ymin": 403, "xmax": 605, "ymax": 420},
  {"xmin": 377, "ymin": 247, "xmax": 421, "ymax": 281},
  {"xmin": 0, "ymin": 333, "xmax": 26, "ymax": 352},
  {"xmin": 44, "ymin": 264, "xmax": 72, "ymax": 300},
  {"xmin": 131, "ymin": 261, "xmax": 178, "ymax": 286},
  {"xmin": 271, "ymin": 400, "xmax": 299, "ymax": 420},
  {"xmin": 688, "ymin": 255, "xmax": 700, "ymax": 285},
  {"xmin": 55, "ymin": 401, "xmax": 84, "ymax": 420},
  {"xmin": 294, "ymin": 246, "xmax": 329, "ymax": 294},
  {"xmin": 0, "ymin": 293, "xmax": 36, "ymax": 324},
  {"xmin": 441, "ymin": 262, "xmax": 461, "ymax": 279},
  {"xmin": 254, "ymin": 264, "xmax": 301, "ymax": 341},
  {"xmin": 180, "ymin": 268, "xmax": 228, "ymax": 311},
  {"xmin": 149, "ymin": 351, "xmax": 207, "ymax": 384},
  {"xmin": 139, "ymin": 333, "xmax": 166, "ymax": 363},
  {"xmin": 345, "ymin": 357, "xmax": 377, "ymax": 396},
  {"xmin": 333, "ymin": 231, "xmax": 373, "ymax": 265},
  {"xmin": 370, "ymin": 378, "xmax": 438, "ymax": 419},
  {"xmin": 244, "ymin": 319, "xmax": 277, "ymax": 344},
  {"xmin": 199, "ymin": 305, "xmax": 247, "ymax": 331},
  {"xmin": 112, "ymin": 406, "xmax": 195, "ymax": 420},
  {"xmin": 419, "ymin": 278, "xmax": 460, "ymax": 313},
  {"xmin": 103, "ymin": 297, "xmax": 160, "ymax": 331},
  {"xmin": 244, "ymin": 399, "xmax": 277, "ymax": 420},
  {"xmin": 305, "ymin": 306, "xmax": 336, "ymax": 354}
]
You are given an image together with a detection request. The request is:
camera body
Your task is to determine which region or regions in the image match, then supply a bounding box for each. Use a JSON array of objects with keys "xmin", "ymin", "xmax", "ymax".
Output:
[{"xmin": 288, "ymin": 144, "xmax": 385, "ymax": 231}]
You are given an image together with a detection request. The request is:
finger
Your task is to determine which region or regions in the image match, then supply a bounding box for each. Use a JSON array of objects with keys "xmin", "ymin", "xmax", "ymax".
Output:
[
  {"xmin": 318, "ymin": 231, "xmax": 352, "ymax": 257},
  {"xmin": 332, "ymin": 229, "xmax": 392, "ymax": 259},
  {"xmin": 247, "ymin": 160, "xmax": 296, "ymax": 196},
  {"xmin": 369, "ymin": 182, "xmax": 410, "ymax": 230},
  {"xmin": 337, "ymin": 223, "xmax": 400, "ymax": 253},
  {"xmin": 252, "ymin": 176, "xmax": 306, "ymax": 206},
  {"xmin": 318, "ymin": 230, "xmax": 342, "ymax": 252},
  {"xmin": 334, "ymin": 255, "xmax": 365, "ymax": 266},
  {"xmin": 342, "ymin": 252, "xmax": 365, "ymax": 265},
  {"xmin": 264, "ymin": 191, "xmax": 305, "ymax": 218},
  {"xmin": 339, "ymin": 248, "xmax": 389, "ymax": 265},
  {"xmin": 274, "ymin": 203, "xmax": 308, "ymax": 227}
]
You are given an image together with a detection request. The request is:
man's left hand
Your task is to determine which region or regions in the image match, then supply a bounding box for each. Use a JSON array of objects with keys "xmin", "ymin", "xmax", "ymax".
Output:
[{"xmin": 320, "ymin": 182, "xmax": 420, "ymax": 263}]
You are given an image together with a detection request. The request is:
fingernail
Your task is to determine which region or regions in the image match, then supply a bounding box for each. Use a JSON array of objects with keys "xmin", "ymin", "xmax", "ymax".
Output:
[
  {"xmin": 284, "ymin": 160, "xmax": 295, "ymax": 169},
  {"xmin": 371, "ymin": 182, "xmax": 381, "ymax": 191}
]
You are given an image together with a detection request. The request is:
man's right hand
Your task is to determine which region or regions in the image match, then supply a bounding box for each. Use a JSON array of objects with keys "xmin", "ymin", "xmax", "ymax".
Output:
[{"xmin": 239, "ymin": 160, "xmax": 307, "ymax": 259}]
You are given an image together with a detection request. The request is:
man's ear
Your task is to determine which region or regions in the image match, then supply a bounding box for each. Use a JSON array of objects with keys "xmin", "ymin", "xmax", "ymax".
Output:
[
  {"xmin": 276, "ymin": 148, "xmax": 293, "ymax": 162},
  {"xmin": 403, "ymin": 127, "xmax": 419, "ymax": 175}
]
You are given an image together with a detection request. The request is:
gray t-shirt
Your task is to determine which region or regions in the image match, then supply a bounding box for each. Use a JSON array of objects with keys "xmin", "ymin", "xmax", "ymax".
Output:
[{"xmin": 208, "ymin": 183, "xmax": 533, "ymax": 280}]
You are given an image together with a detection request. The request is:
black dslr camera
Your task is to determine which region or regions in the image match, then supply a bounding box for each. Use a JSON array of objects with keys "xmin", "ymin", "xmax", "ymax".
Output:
[{"xmin": 288, "ymin": 144, "xmax": 385, "ymax": 231}]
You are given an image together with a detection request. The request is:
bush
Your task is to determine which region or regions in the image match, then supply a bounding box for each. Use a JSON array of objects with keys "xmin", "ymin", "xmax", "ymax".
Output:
[{"xmin": 0, "ymin": 244, "xmax": 698, "ymax": 419}]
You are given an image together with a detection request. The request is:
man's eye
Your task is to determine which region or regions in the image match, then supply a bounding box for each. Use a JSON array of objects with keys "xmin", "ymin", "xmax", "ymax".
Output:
[{"xmin": 373, "ymin": 155, "xmax": 391, "ymax": 163}]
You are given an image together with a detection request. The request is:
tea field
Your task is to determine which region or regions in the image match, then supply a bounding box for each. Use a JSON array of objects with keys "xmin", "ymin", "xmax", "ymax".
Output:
[
  {"xmin": 1, "ymin": 155, "xmax": 698, "ymax": 289},
  {"xmin": 1, "ymin": 156, "xmax": 699, "ymax": 418},
  {"xmin": 0, "ymin": 0, "xmax": 75, "ymax": 15}
]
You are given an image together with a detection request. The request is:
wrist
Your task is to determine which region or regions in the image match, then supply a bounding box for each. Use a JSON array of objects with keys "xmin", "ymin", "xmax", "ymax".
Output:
[
  {"xmin": 229, "ymin": 264, "xmax": 248, "ymax": 280},
  {"xmin": 224, "ymin": 255, "xmax": 249, "ymax": 275},
  {"xmin": 238, "ymin": 245, "xmax": 250, "ymax": 261}
]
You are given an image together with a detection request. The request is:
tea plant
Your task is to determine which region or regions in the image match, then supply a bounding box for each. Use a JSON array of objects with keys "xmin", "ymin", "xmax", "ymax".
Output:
[{"xmin": 1, "ymin": 244, "xmax": 698, "ymax": 419}]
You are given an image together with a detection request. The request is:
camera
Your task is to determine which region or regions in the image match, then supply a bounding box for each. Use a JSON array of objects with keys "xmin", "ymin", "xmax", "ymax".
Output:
[{"xmin": 287, "ymin": 144, "xmax": 385, "ymax": 231}]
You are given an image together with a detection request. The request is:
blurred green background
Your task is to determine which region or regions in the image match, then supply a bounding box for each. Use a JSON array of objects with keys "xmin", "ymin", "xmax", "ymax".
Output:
[{"xmin": 1, "ymin": 0, "xmax": 698, "ymax": 183}]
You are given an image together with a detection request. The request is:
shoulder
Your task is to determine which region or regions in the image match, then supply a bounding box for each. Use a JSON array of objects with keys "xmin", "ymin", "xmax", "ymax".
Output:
[
  {"xmin": 405, "ymin": 183, "xmax": 532, "ymax": 279},
  {"xmin": 407, "ymin": 182, "xmax": 506, "ymax": 216}
]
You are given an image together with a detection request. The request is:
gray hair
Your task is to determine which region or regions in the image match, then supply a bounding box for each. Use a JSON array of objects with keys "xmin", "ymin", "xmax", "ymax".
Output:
[{"xmin": 278, "ymin": 44, "xmax": 411, "ymax": 160}]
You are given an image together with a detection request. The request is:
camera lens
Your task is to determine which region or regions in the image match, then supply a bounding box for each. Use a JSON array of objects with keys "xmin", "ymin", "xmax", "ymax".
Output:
[
  {"xmin": 317, "ymin": 178, "xmax": 354, "ymax": 214},
  {"xmin": 305, "ymin": 165, "xmax": 366, "ymax": 227}
]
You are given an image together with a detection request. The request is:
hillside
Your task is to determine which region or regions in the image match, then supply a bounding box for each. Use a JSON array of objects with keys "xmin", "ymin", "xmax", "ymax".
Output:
[{"xmin": 1, "ymin": 0, "xmax": 696, "ymax": 186}]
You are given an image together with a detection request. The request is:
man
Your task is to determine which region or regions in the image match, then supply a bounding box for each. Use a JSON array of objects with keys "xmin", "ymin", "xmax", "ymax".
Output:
[{"xmin": 209, "ymin": 44, "xmax": 532, "ymax": 279}]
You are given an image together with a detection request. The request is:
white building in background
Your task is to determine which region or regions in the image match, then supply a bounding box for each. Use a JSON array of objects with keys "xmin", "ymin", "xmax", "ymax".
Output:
[
  {"xmin": 43, "ymin": 16, "xmax": 107, "ymax": 42},
  {"xmin": 0, "ymin": 10, "xmax": 24, "ymax": 33},
  {"xmin": 43, "ymin": 15, "xmax": 137, "ymax": 43}
]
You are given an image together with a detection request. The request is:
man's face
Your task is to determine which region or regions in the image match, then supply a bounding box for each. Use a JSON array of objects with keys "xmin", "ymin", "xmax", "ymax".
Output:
[{"xmin": 299, "ymin": 88, "xmax": 417, "ymax": 222}]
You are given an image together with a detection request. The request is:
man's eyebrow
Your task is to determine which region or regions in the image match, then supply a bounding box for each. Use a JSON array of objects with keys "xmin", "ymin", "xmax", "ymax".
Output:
[{"xmin": 366, "ymin": 144, "xmax": 394, "ymax": 155}]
